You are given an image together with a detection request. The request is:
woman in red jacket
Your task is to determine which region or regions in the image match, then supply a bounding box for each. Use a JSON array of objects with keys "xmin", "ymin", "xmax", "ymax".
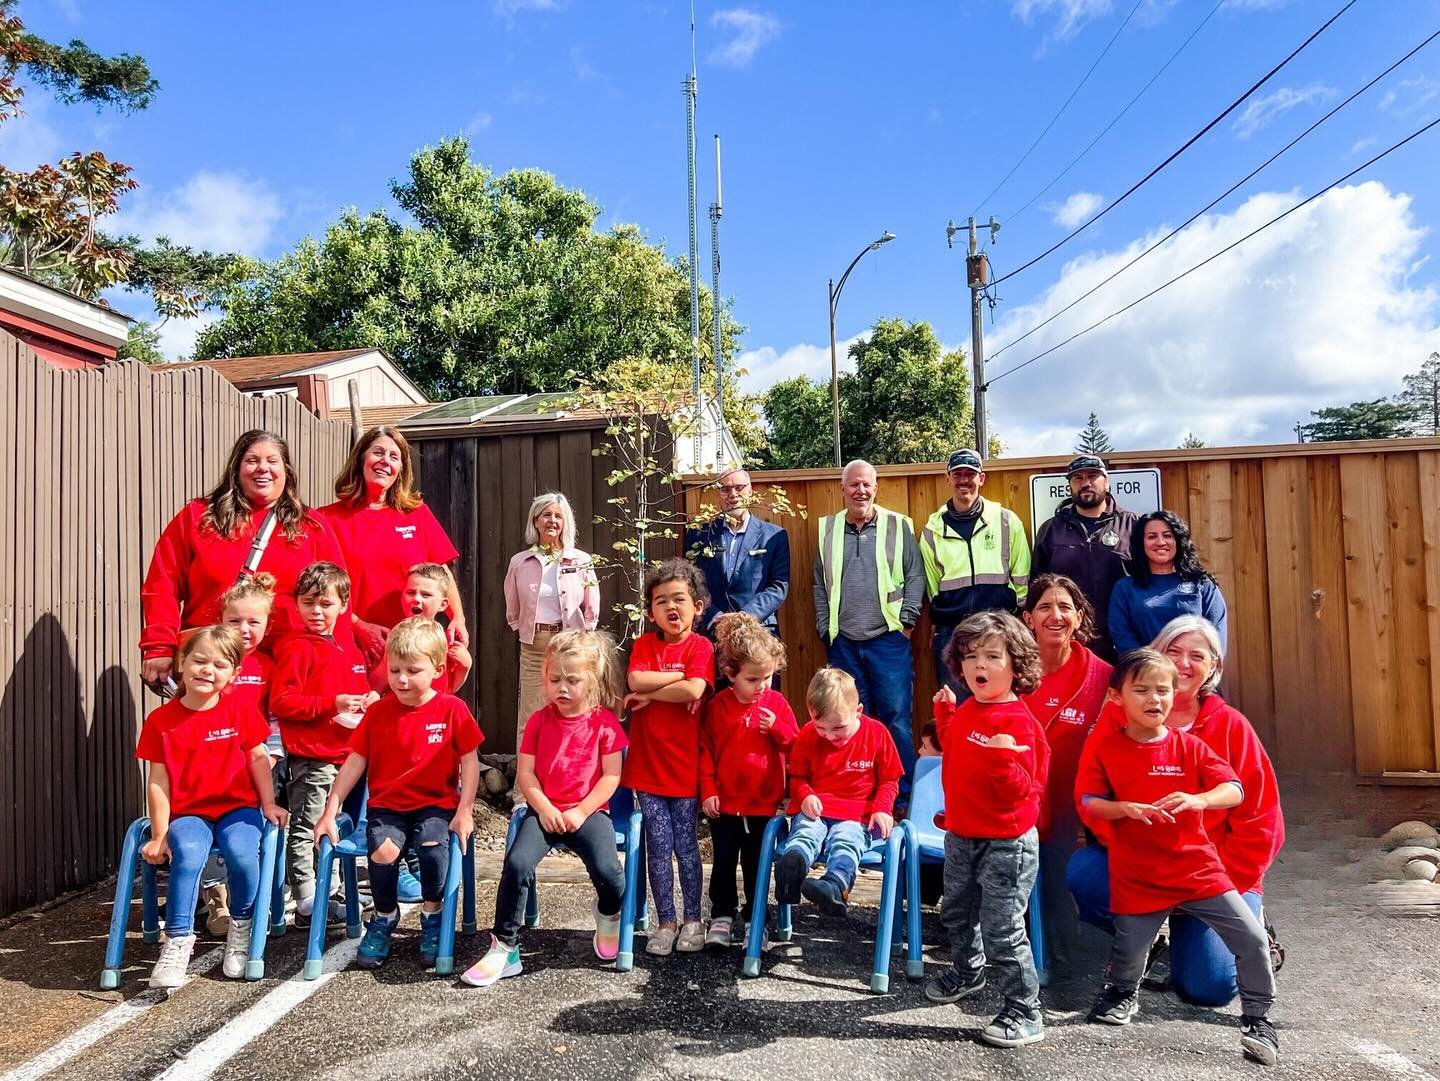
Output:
[
  {"xmin": 1019, "ymin": 573, "xmax": 1112, "ymax": 971},
  {"xmin": 140, "ymin": 430, "xmax": 347, "ymax": 692},
  {"xmin": 321, "ymin": 426, "xmax": 467, "ymax": 662}
]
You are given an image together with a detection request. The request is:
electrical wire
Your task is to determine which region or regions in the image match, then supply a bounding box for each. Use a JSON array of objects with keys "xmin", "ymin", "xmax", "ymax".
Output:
[
  {"xmin": 984, "ymin": 113, "xmax": 1440, "ymax": 388},
  {"xmin": 1003, "ymin": 0, "xmax": 1226, "ymax": 228},
  {"xmin": 967, "ymin": 0, "xmax": 1145, "ymax": 220},
  {"xmin": 991, "ymin": 0, "xmax": 1359, "ymax": 288},
  {"xmin": 988, "ymin": 25, "xmax": 1440, "ymax": 364}
]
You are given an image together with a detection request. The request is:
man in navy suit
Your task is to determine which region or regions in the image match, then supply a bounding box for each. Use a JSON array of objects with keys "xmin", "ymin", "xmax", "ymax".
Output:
[{"xmin": 687, "ymin": 468, "xmax": 791, "ymax": 652}]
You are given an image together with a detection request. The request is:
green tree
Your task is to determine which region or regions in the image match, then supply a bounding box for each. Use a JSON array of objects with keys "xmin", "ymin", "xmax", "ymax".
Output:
[
  {"xmin": 1179, "ymin": 432, "xmax": 1206, "ymax": 449},
  {"xmin": 758, "ymin": 375, "xmax": 833, "ymax": 469},
  {"xmin": 1298, "ymin": 398, "xmax": 1417, "ymax": 442},
  {"xmin": 1075, "ymin": 412, "xmax": 1114, "ymax": 454},
  {"xmin": 1396, "ymin": 352, "xmax": 1440, "ymax": 438},
  {"xmin": 117, "ymin": 320, "xmax": 164, "ymax": 364}
]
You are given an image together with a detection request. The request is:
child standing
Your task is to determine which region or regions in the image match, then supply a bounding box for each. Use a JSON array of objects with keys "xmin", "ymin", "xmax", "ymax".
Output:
[
  {"xmin": 366, "ymin": 563, "xmax": 472, "ymax": 695},
  {"xmin": 622, "ymin": 559, "xmax": 713, "ymax": 956},
  {"xmin": 271, "ymin": 561, "xmax": 377, "ymax": 919},
  {"xmin": 464, "ymin": 630, "xmax": 629, "ymax": 985},
  {"xmin": 135, "ymin": 626, "xmax": 288, "ymax": 988},
  {"xmin": 775, "ymin": 668, "xmax": 902, "ymax": 916},
  {"xmin": 314, "ymin": 618, "xmax": 482, "ymax": 969},
  {"xmin": 700, "ymin": 613, "xmax": 799, "ymax": 948},
  {"xmin": 1077, "ymin": 649, "xmax": 1279, "ymax": 1066},
  {"xmin": 925, "ymin": 611, "xmax": 1051, "ymax": 1049}
]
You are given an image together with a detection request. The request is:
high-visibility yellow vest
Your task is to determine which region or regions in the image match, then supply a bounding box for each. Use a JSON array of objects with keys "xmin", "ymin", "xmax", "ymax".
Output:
[
  {"xmin": 918, "ymin": 502, "xmax": 1029, "ymax": 603},
  {"xmin": 817, "ymin": 507, "xmax": 910, "ymax": 641}
]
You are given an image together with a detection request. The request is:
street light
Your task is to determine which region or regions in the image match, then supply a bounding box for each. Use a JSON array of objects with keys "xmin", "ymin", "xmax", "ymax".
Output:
[{"xmin": 828, "ymin": 231, "xmax": 896, "ymax": 466}]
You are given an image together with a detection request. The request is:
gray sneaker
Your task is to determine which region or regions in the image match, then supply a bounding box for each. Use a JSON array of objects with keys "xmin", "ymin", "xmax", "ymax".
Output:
[
  {"xmin": 979, "ymin": 1011, "xmax": 1045, "ymax": 1048},
  {"xmin": 222, "ymin": 918, "xmax": 253, "ymax": 978},
  {"xmin": 149, "ymin": 933, "xmax": 196, "ymax": 990}
]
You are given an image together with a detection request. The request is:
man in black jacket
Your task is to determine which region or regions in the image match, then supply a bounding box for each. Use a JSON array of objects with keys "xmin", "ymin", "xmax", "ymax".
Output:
[{"xmin": 1031, "ymin": 455, "xmax": 1136, "ymax": 661}]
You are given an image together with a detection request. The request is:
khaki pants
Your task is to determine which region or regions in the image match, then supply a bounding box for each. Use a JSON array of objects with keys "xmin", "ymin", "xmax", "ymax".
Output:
[
  {"xmin": 286, "ymin": 756, "xmax": 338, "ymax": 903},
  {"xmin": 516, "ymin": 625, "xmax": 556, "ymax": 750}
]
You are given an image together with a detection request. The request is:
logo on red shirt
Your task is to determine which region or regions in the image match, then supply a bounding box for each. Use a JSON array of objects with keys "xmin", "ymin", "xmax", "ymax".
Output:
[
  {"xmin": 204, "ymin": 726, "xmax": 240, "ymax": 743},
  {"xmin": 395, "ymin": 525, "xmax": 417, "ymax": 540},
  {"xmin": 1150, "ymin": 764, "xmax": 1184, "ymax": 776},
  {"xmin": 1056, "ymin": 707, "xmax": 1085, "ymax": 726}
]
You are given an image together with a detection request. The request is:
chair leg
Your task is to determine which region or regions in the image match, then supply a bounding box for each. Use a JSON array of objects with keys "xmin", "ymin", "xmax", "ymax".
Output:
[
  {"xmin": 524, "ymin": 871, "xmax": 541, "ymax": 929},
  {"xmin": 742, "ymin": 815, "xmax": 786, "ymax": 977},
  {"xmin": 341, "ymin": 856, "xmax": 362, "ymax": 939},
  {"xmin": 617, "ymin": 811, "xmax": 643, "ymax": 971},
  {"xmin": 634, "ymin": 832, "xmax": 649, "ymax": 933},
  {"xmin": 101, "ymin": 818, "xmax": 151, "ymax": 989},
  {"xmin": 1029, "ymin": 862, "xmax": 1049, "ymax": 987},
  {"xmin": 269, "ymin": 828, "xmax": 288, "ymax": 938},
  {"xmin": 903, "ymin": 824, "xmax": 924, "ymax": 979},
  {"xmin": 461, "ymin": 835, "xmax": 477, "ymax": 935},
  {"xmin": 870, "ymin": 830, "xmax": 903, "ymax": 994},
  {"xmin": 436, "ymin": 833, "xmax": 463, "ymax": 976},
  {"xmin": 304, "ymin": 839, "xmax": 335, "ymax": 980},
  {"xmin": 246, "ymin": 822, "xmax": 279, "ymax": 980}
]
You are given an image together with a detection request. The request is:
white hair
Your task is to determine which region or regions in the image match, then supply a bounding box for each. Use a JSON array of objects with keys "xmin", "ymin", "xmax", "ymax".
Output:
[
  {"xmin": 1151, "ymin": 615, "xmax": 1224, "ymax": 695},
  {"xmin": 841, "ymin": 459, "xmax": 876, "ymax": 483},
  {"xmin": 524, "ymin": 492, "xmax": 577, "ymax": 550}
]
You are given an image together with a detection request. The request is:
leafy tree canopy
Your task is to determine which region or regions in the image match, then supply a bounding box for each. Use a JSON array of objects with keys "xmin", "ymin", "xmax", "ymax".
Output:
[
  {"xmin": 1397, "ymin": 351, "xmax": 1440, "ymax": 438},
  {"xmin": 1075, "ymin": 412, "xmax": 1114, "ymax": 454},
  {"xmin": 1298, "ymin": 398, "xmax": 1417, "ymax": 442}
]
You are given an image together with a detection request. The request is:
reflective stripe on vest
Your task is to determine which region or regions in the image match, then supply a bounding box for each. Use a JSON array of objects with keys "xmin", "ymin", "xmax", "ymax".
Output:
[
  {"xmin": 923, "ymin": 506, "xmax": 1017, "ymax": 597},
  {"xmin": 820, "ymin": 509, "xmax": 906, "ymax": 640}
]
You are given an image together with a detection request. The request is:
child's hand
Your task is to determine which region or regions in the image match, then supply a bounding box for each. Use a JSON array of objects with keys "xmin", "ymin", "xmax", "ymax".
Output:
[
  {"xmin": 262, "ymin": 801, "xmax": 289, "ymax": 829},
  {"xmin": 1119, "ymin": 802, "xmax": 1175, "ymax": 825},
  {"xmin": 537, "ymin": 803, "xmax": 568, "ymax": 834},
  {"xmin": 1154, "ymin": 791, "xmax": 1207, "ymax": 814},
  {"xmin": 701, "ymin": 796, "xmax": 721, "ymax": 817},
  {"xmin": 140, "ymin": 834, "xmax": 170, "ymax": 865},
  {"xmin": 984, "ymin": 732, "xmax": 1029, "ymax": 751},
  {"xmin": 623, "ymin": 692, "xmax": 651, "ymax": 713},
  {"xmin": 687, "ymin": 697, "xmax": 704, "ymax": 715},
  {"xmin": 869, "ymin": 811, "xmax": 894, "ymax": 839},
  {"xmin": 561, "ymin": 807, "xmax": 589, "ymax": 832},
  {"xmin": 799, "ymin": 794, "xmax": 823, "ymax": 820},
  {"xmin": 933, "ymin": 686, "xmax": 956, "ymax": 706},
  {"xmin": 752, "ymin": 706, "xmax": 776, "ymax": 732},
  {"xmin": 359, "ymin": 691, "xmax": 381, "ymax": 710},
  {"xmin": 450, "ymin": 807, "xmax": 474, "ymax": 847},
  {"xmin": 448, "ymin": 642, "xmax": 472, "ymax": 668},
  {"xmin": 334, "ymin": 693, "xmax": 367, "ymax": 714},
  {"xmin": 313, "ymin": 813, "xmax": 340, "ymax": 848}
]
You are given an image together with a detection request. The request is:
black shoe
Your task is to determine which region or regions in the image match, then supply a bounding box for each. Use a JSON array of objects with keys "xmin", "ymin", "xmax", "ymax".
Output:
[
  {"xmin": 800, "ymin": 872, "xmax": 849, "ymax": 917},
  {"xmin": 923, "ymin": 966, "xmax": 986, "ymax": 1004},
  {"xmin": 1141, "ymin": 934, "xmax": 1171, "ymax": 990},
  {"xmin": 774, "ymin": 850, "xmax": 809, "ymax": 906},
  {"xmin": 1240, "ymin": 1015, "xmax": 1280, "ymax": 1066},
  {"xmin": 1265, "ymin": 920, "xmax": 1285, "ymax": 974},
  {"xmin": 1088, "ymin": 984, "xmax": 1140, "ymax": 1026}
]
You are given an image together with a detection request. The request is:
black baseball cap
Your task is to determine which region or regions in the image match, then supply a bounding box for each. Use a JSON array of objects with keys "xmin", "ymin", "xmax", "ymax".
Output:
[
  {"xmin": 947, "ymin": 449, "xmax": 983, "ymax": 473},
  {"xmin": 1066, "ymin": 454, "xmax": 1108, "ymax": 477}
]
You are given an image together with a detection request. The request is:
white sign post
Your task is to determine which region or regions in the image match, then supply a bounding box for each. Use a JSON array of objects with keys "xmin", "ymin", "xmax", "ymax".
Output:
[{"xmin": 1028, "ymin": 468, "xmax": 1162, "ymax": 540}]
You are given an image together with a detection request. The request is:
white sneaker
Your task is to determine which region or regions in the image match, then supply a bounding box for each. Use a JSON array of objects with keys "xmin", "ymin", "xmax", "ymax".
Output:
[
  {"xmin": 149, "ymin": 933, "xmax": 196, "ymax": 989},
  {"xmin": 222, "ymin": 918, "xmax": 253, "ymax": 978},
  {"xmin": 676, "ymin": 921, "xmax": 706, "ymax": 953},
  {"xmin": 645, "ymin": 925, "xmax": 678, "ymax": 956},
  {"xmin": 460, "ymin": 935, "xmax": 523, "ymax": 987},
  {"xmin": 705, "ymin": 916, "xmax": 734, "ymax": 948}
]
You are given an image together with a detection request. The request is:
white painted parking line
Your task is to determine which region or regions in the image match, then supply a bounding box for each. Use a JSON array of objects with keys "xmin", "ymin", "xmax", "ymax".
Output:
[
  {"xmin": 149, "ymin": 937, "xmax": 362, "ymax": 1081},
  {"xmin": 1350, "ymin": 1038, "xmax": 1440, "ymax": 1081},
  {"xmin": 0, "ymin": 949, "xmax": 223, "ymax": 1081}
]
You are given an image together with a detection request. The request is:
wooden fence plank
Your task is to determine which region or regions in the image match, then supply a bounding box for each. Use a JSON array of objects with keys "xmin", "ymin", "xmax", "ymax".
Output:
[
  {"xmin": 1384, "ymin": 453, "xmax": 1435, "ymax": 771},
  {"xmin": 1261, "ymin": 457, "xmax": 1313, "ymax": 775},
  {"xmin": 1419, "ymin": 451, "xmax": 1440, "ymax": 773},
  {"xmin": 1306, "ymin": 455, "xmax": 1356, "ymax": 777},
  {"xmin": 1339, "ymin": 454, "xmax": 1395, "ymax": 776},
  {"xmin": 1229, "ymin": 460, "xmax": 1274, "ymax": 743}
]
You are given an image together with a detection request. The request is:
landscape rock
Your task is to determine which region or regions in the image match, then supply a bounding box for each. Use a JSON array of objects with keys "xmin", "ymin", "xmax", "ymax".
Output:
[
  {"xmin": 1380, "ymin": 845, "xmax": 1440, "ymax": 880},
  {"xmin": 1379, "ymin": 821, "xmax": 1440, "ymax": 851},
  {"xmin": 1402, "ymin": 857, "xmax": 1439, "ymax": 882}
]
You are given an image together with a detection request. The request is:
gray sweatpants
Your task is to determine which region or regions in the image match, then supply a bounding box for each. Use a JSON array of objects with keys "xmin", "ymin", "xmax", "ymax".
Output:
[
  {"xmin": 1110, "ymin": 890, "xmax": 1275, "ymax": 1017},
  {"xmin": 940, "ymin": 829, "xmax": 1041, "ymax": 1018},
  {"xmin": 286, "ymin": 756, "xmax": 338, "ymax": 902}
]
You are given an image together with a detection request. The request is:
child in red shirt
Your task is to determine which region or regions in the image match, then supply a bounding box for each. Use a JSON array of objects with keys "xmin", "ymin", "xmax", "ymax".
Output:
[
  {"xmin": 366, "ymin": 563, "xmax": 472, "ymax": 695},
  {"xmin": 463, "ymin": 630, "xmax": 629, "ymax": 986},
  {"xmin": 134, "ymin": 626, "xmax": 287, "ymax": 989},
  {"xmin": 700, "ymin": 613, "xmax": 799, "ymax": 947},
  {"xmin": 925, "ymin": 611, "xmax": 1050, "ymax": 1049},
  {"xmin": 270, "ymin": 562, "xmax": 377, "ymax": 919},
  {"xmin": 775, "ymin": 668, "xmax": 902, "ymax": 917},
  {"xmin": 316, "ymin": 618, "xmax": 481, "ymax": 970},
  {"xmin": 1076, "ymin": 649, "xmax": 1279, "ymax": 1067},
  {"xmin": 622, "ymin": 559, "xmax": 713, "ymax": 956}
]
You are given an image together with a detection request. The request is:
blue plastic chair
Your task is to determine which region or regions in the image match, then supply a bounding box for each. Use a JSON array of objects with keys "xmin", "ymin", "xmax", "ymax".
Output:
[
  {"xmin": 101, "ymin": 816, "xmax": 285, "ymax": 988},
  {"xmin": 740, "ymin": 810, "xmax": 914, "ymax": 993},
  {"xmin": 901, "ymin": 755, "xmax": 1049, "ymax": 985},
  {"xmin": 503, "ymin": 785, "xmax": 648, "ymax": 971}
]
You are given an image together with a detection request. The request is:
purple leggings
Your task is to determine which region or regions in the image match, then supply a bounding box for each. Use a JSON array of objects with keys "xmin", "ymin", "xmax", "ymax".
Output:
[{"xmin": 637, "ymin": 793, "xmax": 702, "ymax": 924}]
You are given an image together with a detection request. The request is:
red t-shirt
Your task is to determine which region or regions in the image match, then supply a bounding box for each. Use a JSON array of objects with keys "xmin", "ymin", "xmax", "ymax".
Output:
[
  {"xmin": 621, "ymin": 632, "xmax": 714, "ymax": 798},
  {"xmin": 139, "ymin": 500, "xmax": 347, "ymax": 658},
  {"xmin": 521, "ymin": 704, "xmax": 629, "ymax": 812},
  {"xmin": 230, "ymin": 652, "xmax": 272, "ymax": 715},
  {"xmin": 270, "ymin": 631, "xmax": 371, "ymax": 763},
  {"xmin": 135, "ymin": 695, "xmax": 269, "ymax": 819},
  {"xmin": 787, "ymin": 714, "xmax": 903, "ymax": 821},
  {"xmin": 1074, "ymin": 725, "xmax": 1240, "ymax": 914},
  {"xmin": 701, "ymin": 687, "xmax": 799, "ymax": 816},
  {"xmin": 320, "ymin": 501, "xmax": 459, "ymax": 629},
  {"xmin": 348, "ymin": 692, "xmax": 482, "ymax": 812},
  {"xmin": 1019, "ymin": 644, "xmax": 1111, "ymax": 841},
  {"xmin": 934, "ymin": 697, "xmax": 1050, "ymax": 839}
]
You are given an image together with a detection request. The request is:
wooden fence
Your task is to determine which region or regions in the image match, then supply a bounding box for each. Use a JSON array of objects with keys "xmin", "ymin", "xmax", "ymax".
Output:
[
  {"xmin": 0, "ymin": 332, "xmax": 353, "ymax": 918},
  {"xmin": 683, "ymin": 440, "xmax": 1440, "ymax": 785}
]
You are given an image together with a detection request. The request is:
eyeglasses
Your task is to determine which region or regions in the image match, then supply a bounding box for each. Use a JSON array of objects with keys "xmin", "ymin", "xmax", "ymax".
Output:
[{"xmin": 718, "ymin": 484, "xmax": 750, "ymax": 494}]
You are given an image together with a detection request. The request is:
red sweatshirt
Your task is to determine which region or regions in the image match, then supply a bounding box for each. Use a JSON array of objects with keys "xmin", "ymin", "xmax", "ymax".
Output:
[
  {"xmin": 140, "ymin": 500, "xmax": 347, "ymax": 659},
  {"xmin": 320, "ymin": 501, "xmax": 459, "ymax": 628},
  {"xmin": 230, "ymin": 652, "xmax": 271, "ymax": 715},
  {"xmin": 270, "ymin": 631, "xmax": 370, "ymax": 763},
  {"xmin": 1019, "ymin": 644, "xmax": 1111, "ymax": 842},
  {"xmin": 787, "ymin": 714, "xmax": 902, "ymax": 821},
  {"xmin": 700, "ymin": 687, "xmax": 799, "ymax": 816},
  {"xmin": 934, "ymin": 697, "xmax": 1050, "ymax": 839}
]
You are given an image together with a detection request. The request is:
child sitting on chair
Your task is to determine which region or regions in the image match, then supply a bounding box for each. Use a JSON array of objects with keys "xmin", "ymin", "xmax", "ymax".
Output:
[
  {"xmin": 774, "ymin": 668, "xmax": 902, "ymax": 915},
  {"xmin": 463, "ymin": 630, "xmax": 629, "ymax": 986},
  {"xmin": 925, "ymin": 610, "xmax": 1050, "ymax": 1050},
  {"xmin": 314, "ymin": 618, "xmax": 482, "ymax": 970}
]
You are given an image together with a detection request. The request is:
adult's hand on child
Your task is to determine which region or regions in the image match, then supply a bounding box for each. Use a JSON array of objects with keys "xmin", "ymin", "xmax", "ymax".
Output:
[
  {"xmin": 447, "ymin": 618, "xmax": 470, "ymax": 647},
  {"xmin": 537, "ymin": 804, "xmax": 568, "ymax": 834},
  {"xmin": 800, "ymin": 794, "xmax": 824, "ymax": 820},
  {"xmin": 1154, "ymin": 791, "xmax": 1207, "ymax": 814},
  {"xmin": 869, "ymin": 811, "xmax": 894, "ymax": 839},
  {"xmin": 313, "ymin": 814, "xmax": 340, "ymax": 848},
  {"xmin": 1120, "ymin": 801, "xmax": 1175, "ymax": 825},
  {"xmin": 262, "ymin": 802, "xmax": 289, "ymax": 829},
  {"xmin": 352, "ymin": 620, "xmax": 389, "ymax": 665},
  {"xmin": 561, "ymin": 807, "xmax": 589, "ymax": 832},
  {"xmin": 140, "ymin": 835, "xmax": 170, "ymax": 865},
  {"xmin": 142, "ymin": 655, "xmax": 174, "ymax": 691},
  {"xmin": 701, "ymin": 796, "xmax": 721, "ymax": 817}
]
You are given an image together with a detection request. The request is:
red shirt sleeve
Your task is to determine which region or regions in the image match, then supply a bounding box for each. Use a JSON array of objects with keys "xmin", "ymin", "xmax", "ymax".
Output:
[
  {"xmin": 135, "ymin": 711, "xmax": 165, "ymax": 761},
  {"xmin": 419, "ymin": 503, "xmax": 461, "ymax": 564},
  {"xmin": 768, "ymin": 694, "xmax": 799, "ymax": 751},
  {"xmin": 788, "ymin": 732, "xmax": 815, "ymax": 805},
  {"xmin": 699, "ymin": 698, "xmax": 722, "ymax": 803},
  {"xmin": 270, "ymin": 640, "xmax": 334, "ymax": 722},
  {"xmin": 869, "ymin": 723, "xmax": 903, "ymax": 816},
  {"xmin": 598, "ymin": 710, "xmax": 628, "ymax": 755},
  {"xmin": 1193, "ymin": 736, "xmax": 1241, "ymax": 791},
  {"xmin": 628, "ymin": 634, "xmax": 658, "ymax": 674},
  {"xmin": 238, "ymin": 705, "xmax": 270, "ymax": 751},
  {"xmin": 683, "ymin": 635, "xmax": 715, "ymax": 686},
  {"xmin": 519, "ymin": 713, "xmax": 542, "ymax": 756},
  {"xmin": 451, "ymin": 699, "xmax": 483, "ymax": 756},
  {"xmin": 139, "ymin": 504, "xmax": 198, "ymax": 657},
  {"xmin": 309, "ymin": 513, "xmax": 349, "ymax": 572},
  {"xmin": 348, "ymin": 705, "xmax": 374, "ymax": 757},
  {"xmin": 1074, "ymin": 730, "xmax": 1111, "ymax": 828},
  {"xmin": 1210, "ymin": 711, "xmax": 1285, "ymax": 892}
]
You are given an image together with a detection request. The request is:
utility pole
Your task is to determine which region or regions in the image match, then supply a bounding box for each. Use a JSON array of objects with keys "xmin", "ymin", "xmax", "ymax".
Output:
[
  {"xmin": 950, "ymin": 216, "xmax": 1000, "ymax": 454},
  {"xmin": 684, "ymin": 36, "xmax": 701, "ymax": 468},
  {"xmin": 710, "ymin": 135, "xmax": 725, "ymax": 468}
]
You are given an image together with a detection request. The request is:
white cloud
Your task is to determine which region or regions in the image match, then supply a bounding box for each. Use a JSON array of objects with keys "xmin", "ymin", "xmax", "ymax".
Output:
[
  {"xmin": 1011, "ymin": 0, "xmax": 1112, "ymax": 41},
  {"xmin": 154, "ymin": 311, "xmax": 219, "ymax": 362},
  {"xmin": 1232, "ymin": 83, "xmax": 1335, "ymax": 139},
  {"xmin": 1051, "ymin": 191, "xmax": 1104, "ymax": 228},
  {"xmin": 736, "ymin": 336, "xmax": 862, "ymax": 394},
  {"xmin": 465, "ymin": 112, "xmax": 493, "ymax": 136},
  {"xmin": 0, "ymin": 96, "xmax": 64, "ymax": 170},
  {"xmin": 115, "ymin": 172, "xmax": 282, "ymax": 257},
  {"xmin": 980, "ymin": 182, "xmax": 1439, "ymax": 454},
  {"xmin": 492, "ymin": 0, "xmax": 562, "ymax": 14},
  {"xmin": 505, "ymin": 84, "xmax": 545, "ymax": 106},
  {"xmin": 1351, "ymin": 136, "xmax": 1378, "ymax": 155},
  {"xmin": 709, "ymin": 9, "xmax": 781, "ymax": 68}
]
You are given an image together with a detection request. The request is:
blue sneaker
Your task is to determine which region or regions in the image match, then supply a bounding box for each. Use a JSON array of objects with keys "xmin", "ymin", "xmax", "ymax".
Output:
[
  {"xmin": 355, "ymin": 912, "xmax": 399, "ymax": 970},
  {"xmin": 801, "ymin": 872, "xmax": 850, "ymax": 917},
  {"xmin": 397, "ymin": 867, "xmax": 423, "ymax": 904},
  {"xmin": 419, "ymin": 911, "xmax": 442, "ymax": 965}
]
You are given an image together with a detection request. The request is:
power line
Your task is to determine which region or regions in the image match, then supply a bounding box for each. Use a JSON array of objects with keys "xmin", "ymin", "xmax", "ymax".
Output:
[
  {"xmin": 1003, "ymin": 0, "xmax": 1226, "ymax": 228},
  {"xmin": 989, "ymin": 25, "xmax": 1440, "ymax": 364},
  {"xmin": 967, "ymin": 0, "xmax": 1145, "ymax": 220},
  {"xmin": 984, "ymin": 114, "xmax": 1440, "ymax": 387},
  {"xmin": 992, "ymin": 0, "xmax": 1359, "ymax": 288}
]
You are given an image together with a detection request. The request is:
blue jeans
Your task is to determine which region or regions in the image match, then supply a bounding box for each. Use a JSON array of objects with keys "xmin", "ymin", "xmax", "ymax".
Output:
[
  {"xmin": 1066, "ymin": 843, "xmax": 1265, "ymax": 1007},
  {"xmin": 826, "ymin": 630, "xmax": 917, "ymax": 805},
  {"xmin": 780, "ymin": 816, "xmax": 869, "ymax": 889},
  {"xmin": 165, "ymin": 807, "xmax": 264, "ymax": 937}
]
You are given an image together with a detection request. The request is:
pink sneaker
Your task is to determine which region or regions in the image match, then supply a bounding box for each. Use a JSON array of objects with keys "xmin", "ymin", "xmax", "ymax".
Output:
[
  {"xmin": 593, "ymin": 902, "xmax": 621, "ymax": 961},
  {"xmin": 460, "ymin": 934, "xmax": 522, "ymax": 987}
]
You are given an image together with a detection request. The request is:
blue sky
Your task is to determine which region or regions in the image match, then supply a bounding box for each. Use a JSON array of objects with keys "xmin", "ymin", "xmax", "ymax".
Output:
[{"xmin": 5, "ymin": 0, "xmax": 1440, "ymax": 452}]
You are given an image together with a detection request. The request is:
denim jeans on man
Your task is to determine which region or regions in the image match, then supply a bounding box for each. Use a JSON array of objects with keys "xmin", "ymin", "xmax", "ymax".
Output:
[
  {"xmin": 780, "ymin": 816, "xmax": 870, "ymax": 888},
  {"xmin": 826, "ymin": 631, "xmax": 917, "ymax": 806},
  {"xmin": 163, "ymin": 807, "xmax": 265, "ymax": 937}
]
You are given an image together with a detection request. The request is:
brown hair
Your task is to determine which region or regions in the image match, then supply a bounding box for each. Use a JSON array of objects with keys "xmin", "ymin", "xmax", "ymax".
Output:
[
  {"xmin": 545, "ymin": 630, "xmax": 623, "ymax": 710},
  {"xmin": 1109, "ymin": 647, "xmax": 1178, "ymax": 691},
  {"xmin": 944, "ymin": 610, "xmax": 1043, "ymax": 696},
  {"xmin": 220, "ymin": 570, "xmax": 277, "ymax": 614},
  {"xmin": 295, "ymin": 561, "xmax": 351, "ymax": 605},
  {"xmin": 712, "ymin": 612, "xmax": 787, "ymax": 678},
  {"xmin": 407, "ymin": 562, "xmax": 453, "ymax": 590},
  {"xmin": 806, "ymin": 667, "xmax": 860, "ymax": 718},
  {"xmin": 386, "ymin": 616, "xmax": 447, "ymax": 670},
  {"xmin": 1022, "ymin": 573, "xmax": 1097, "ymax": 644},
  {"xmin": 643, "ymin": 558, "xmax": 709, "ymax": 610},
  {"xmin": 200, "ymin": 430, "xmax": 311, "ymax": 542},
  {"xmin": 178, "ymin": 625, "xmax": 244, "ymax": 670},
  {"xmin": 334, "ymin": 426, "xmax": 422, "ymax": 512}
]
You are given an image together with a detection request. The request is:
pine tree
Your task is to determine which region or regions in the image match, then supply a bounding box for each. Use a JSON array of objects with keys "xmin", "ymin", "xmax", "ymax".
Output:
[
  {"xmin": 1397, "ymin": 352, "xmax": 1440, "ymax": 437},
  {"xmin": 1179, "ymin": 432, "xmax": 1206, "ymax": 449},
  {"xmin": 1075, "ymin": 413, "xmax": 1114, "ymax": 454}
]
